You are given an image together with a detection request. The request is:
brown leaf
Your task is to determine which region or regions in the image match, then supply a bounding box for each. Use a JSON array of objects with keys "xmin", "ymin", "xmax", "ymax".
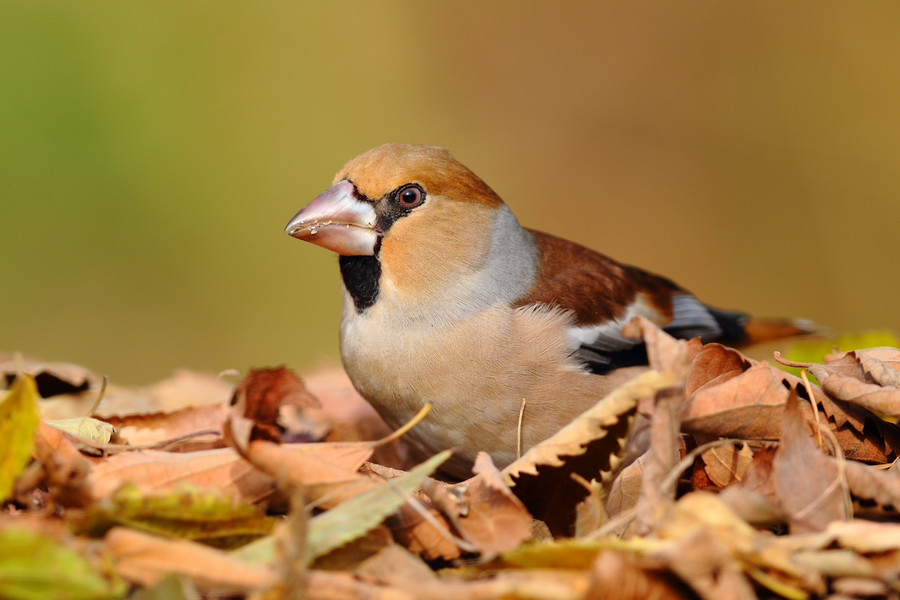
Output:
[
  {"xmin": 718, "ymin": 446, "xmax": 787, "ymax": 527},
  {"xmin": 354, "ymin": 545, "xmax": 439, "ymax": 594},
  {"xmin": 105, "ymin": 526, "xmax": 273, "ymax": 590},
  {"xmin": 88, "ymin": 447, "xmax": 276, "ymax": 504},
  {"xmin": 244, "ymin": 440, "xmax": 374, "ymax": 508},
  {"xmin": 698, "ymin": 440, "xmax": 754, "ymax": 488},
  {"xmin": 622, "ymin": 316, "xmax": 693, "ymax": 374},
  {"xmin": 427, "ymin": 453, "xmax": 531, "ymax": 558},
  {"xmin": 634, "ymin": 384, "xmax": 684, "ymax": 536},
  {"xmin": 773, "ymin": 390, "xmax": 851, "ymax": 533},
  {"xmin": 573, "ymin": 475, "xmax": 606, "ymax": 537},
  {"xmin": 854, "ymin": 347, "xmax": 900, "ymax": 387},
  {"xmin": 813, "ymin": 368, "xmax": 900, "ymax": 421},
  {"xmin": 605, "ymin": 451, "xmax": 647, "ymax": 521},
  {"xmin": 843, "ymin": 460, "xmax": 900, "ymax": 515},
  {"xmin": 0, "ymin": 357, "xmax": 96, "ymax": 397},
  {"xmin": 655, "ymin": 528, "xmax": 758, "ymax": 600},
  {"xmin": 312, "ymin": 525, "xmax": 394, "ymax": 571},
  {"xmin": 586, "ymin": 550, "xmax": 695, "ymax": 600},
  {"xmin": 683, "ymin": 362, "xmax": 789, "ymax": 440},
  {"xmin": 359, "ymin": 462, "xmax": 464, "ymax": 560},
  {"xmin": 229, "ymin": 367, "xmax": 323, "ymax": 445},
  {"xmin": 108, "ymin": 405, "xmax": 226, "ymax": 449},
  {"xmin": 31, "ymin": 422, "xmax": 93, "ymax": 507},
  {"xmin": 305, "ymin": 369, "xmax": 415, "ymax": 471},
  {"xmin": 683, "ymin": 343, "xmax": 752, "ymax": 397}
]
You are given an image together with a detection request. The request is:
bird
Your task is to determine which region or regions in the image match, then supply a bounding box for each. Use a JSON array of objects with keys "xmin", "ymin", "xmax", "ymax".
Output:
[{"xmin": 284, "ymin": 143, "xmax": 810, "ymax": 477}]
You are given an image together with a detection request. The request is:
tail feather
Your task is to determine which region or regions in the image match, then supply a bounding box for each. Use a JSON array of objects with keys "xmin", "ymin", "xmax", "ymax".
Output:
[
  {"xmin": 740, "ymin": 317, "xmax": 821, "ymax": 345},
  {"xmin": 705, "ymin": 306, "xmax": 818, "ymax": 346}
]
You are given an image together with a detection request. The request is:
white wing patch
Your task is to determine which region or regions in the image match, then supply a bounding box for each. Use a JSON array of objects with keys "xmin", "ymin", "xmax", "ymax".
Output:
[
  {"xmin": 565, "ymin": 299, "xmax": 661, "ymax": 353},
  {"xmin": 566, "ymin": 293, "xmax": 722, "ymax": 355}
]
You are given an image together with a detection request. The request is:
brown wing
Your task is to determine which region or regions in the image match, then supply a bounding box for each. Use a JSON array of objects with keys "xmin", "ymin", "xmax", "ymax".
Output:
[{"xmin": 514, "ymin": 229, "xmax": 746, "ymax": 371}]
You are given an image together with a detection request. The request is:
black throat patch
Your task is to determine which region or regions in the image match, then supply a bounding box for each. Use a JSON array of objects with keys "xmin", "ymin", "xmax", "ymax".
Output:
[{"xmin": 339, "ymin": 254, "xmax": 381, "ymax": 313}]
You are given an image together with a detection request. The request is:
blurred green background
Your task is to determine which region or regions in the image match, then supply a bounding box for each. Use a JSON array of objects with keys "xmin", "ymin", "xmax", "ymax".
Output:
[{"xmin": 2, "ymin": 2, "xmax": 898, "ymax": 385}]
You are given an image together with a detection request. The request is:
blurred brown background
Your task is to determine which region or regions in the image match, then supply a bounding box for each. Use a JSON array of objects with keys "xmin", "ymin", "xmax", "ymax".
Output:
[{"xmin": 2, "ymin": 2, "xmax": 898, "ymax": 385}]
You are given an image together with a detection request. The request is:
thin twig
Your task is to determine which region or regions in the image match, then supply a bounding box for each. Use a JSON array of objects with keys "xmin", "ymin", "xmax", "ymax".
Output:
[
  {"xmin": 773, "ymin": 351, "xmax": 812, "ymax": 369},
  {"xmin": 800, "ymin": 368, "xmax": 824, "ymax": 449},
  {"xmin": 375, "ymin": 402, "xmax": 432, "ymax": 446},
  {"xmin": 516, "ymin": 398, "xmax": 527, "ymax": 460}
]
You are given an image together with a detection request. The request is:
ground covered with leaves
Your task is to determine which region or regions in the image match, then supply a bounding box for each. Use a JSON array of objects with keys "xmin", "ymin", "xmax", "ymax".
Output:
[{"xmin": 2, "ymin": 320, "xmax": 900, "ymax": 600}]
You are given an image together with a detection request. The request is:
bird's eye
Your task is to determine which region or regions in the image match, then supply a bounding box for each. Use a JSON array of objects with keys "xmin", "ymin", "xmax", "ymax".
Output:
[{"xmin": 397, "ymin": 185, "xmax": 425, "ymax": 208}]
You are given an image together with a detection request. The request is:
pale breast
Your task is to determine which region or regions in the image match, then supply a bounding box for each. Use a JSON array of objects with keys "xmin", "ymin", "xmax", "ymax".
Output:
[{"xmin": 340, "ymin": 295, "xmax": 642, "ymax": 476}]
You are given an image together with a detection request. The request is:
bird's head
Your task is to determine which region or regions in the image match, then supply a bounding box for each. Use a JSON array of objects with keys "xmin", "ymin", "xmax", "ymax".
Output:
[{"xmin": 285, "ymin": 144, "xmax": 523, "ymax": 308}]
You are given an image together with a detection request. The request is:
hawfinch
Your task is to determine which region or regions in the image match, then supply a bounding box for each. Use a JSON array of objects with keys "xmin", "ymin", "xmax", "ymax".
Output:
[{"xmin": 285, "ymin": 144, "xmax": 806, "ymax": 477}]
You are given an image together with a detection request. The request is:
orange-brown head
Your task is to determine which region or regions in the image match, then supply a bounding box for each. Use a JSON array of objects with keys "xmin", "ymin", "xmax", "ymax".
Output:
[{"xmin": 285, "ymin": 144, "xmax": 534, "ymax": 314}]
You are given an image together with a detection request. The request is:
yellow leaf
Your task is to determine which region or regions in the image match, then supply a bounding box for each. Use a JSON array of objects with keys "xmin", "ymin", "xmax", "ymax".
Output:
[
  {"xmin": 0, "ymin": 374, "xmax": 41, "ymax": 501},
  {"xmin": 47, "ymin": 417, "xmax": 116, "ymax": 444}
]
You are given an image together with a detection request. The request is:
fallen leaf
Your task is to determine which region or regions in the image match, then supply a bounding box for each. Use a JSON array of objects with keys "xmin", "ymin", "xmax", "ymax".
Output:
[
  {"xmin": 0, "ymin": 374, "xmax": 41, "ymax": 502},
  {"xmin": 244, "ymin": 439, "xmax": 376, "ymax": 508},
  {"xmin": 718, "ymin": 446, "xmax": 787, "ymax": 528},
  {"xmin": 587, "ymin": 549, "xmax": 694, "ymax": 600},
  {"xmin": 812, "ymin": 369, "xmax": 900, "ymax": 422},
  {"xmin": 46, "ymin": 417, "xmax": 116, "ymax": 444},
  {"xmin": 104, "ymin": 526, "xmax": 274, "ymax": 590},
  {"xmin": 683, "ymin": 362, "xmax": 789, "ymax": 440},
  {"xmin": 427, "ymin": 452, "xmax": 532, "ymax": 558},
  {"xmin": 605, "ymin": 451, "xmax": 647, "ymax": 521},
  {"xmin": 773, "ymin": 390, "xmax": 851, "ymax": 533},
  {"xmin": 843, "ymin": 460, "xmax": 900, "ymax": 517},
  {"xmin": 108, "ymin": 405, "xmax": 226, "ymax": 448},
  {"xmin": 0, "ymin": 524, "xmax": 126, "ymax": 600},
  {"xmin": 30, "ymin": 422, "xmax": 93, "ymax": 507},
  {"xmin": 88, "ymin": 447, "xmax": 276, "ymax": 504},
  {"xmin": 698, "ymin": 440, "xmax": 754, "ymax": 488},
  {"xmin": 229, "ymin": 367, "xmax": 323, "ymax": 445},
  {"xmin": 0, "ymin": 357, "xmax": 96, "ymax": 397},
  {"xmin": 306, "ymin": 451, "xmax": 451, "ymax": 564},
  {"xmin": 76, "ymin": 482, "xmax": 275, "ymax": 547}
]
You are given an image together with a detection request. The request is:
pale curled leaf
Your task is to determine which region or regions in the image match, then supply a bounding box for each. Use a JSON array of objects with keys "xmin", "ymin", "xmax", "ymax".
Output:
[
  {"xmin": 813, "ymin": 369, "xmax": 900, "ymax": 421},
  {"xmin": 47, "ymin": 417, "xmax": 116, "ymax": 444},
  {"xmin": 502, "ymin": 370, "xmax": 678, "ymax": 484}
]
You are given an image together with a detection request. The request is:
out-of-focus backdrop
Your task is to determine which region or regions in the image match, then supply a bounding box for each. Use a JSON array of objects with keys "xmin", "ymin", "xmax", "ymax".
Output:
[{"xmin": 2, "ymin": 2, "xmax": 898, "ymax": 385}]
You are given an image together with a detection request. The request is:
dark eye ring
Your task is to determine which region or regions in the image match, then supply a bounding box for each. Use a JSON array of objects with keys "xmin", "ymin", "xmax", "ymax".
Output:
[{"xmin": 397, "ymin": 184, "xmax": 425, "ymax": 208}]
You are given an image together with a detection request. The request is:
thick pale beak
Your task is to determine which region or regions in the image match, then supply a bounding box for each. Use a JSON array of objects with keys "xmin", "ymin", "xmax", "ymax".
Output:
[{"xmin": 284, "ymin": 180, "xmax": 379, "ymax": 256}]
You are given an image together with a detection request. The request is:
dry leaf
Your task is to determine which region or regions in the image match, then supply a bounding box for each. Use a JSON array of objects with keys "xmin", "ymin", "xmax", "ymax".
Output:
[
  {"xmin": 698, "ymin": 440, "xmax": 754, "ymax": 488},
  {"xmin": 105, "ymin": 527, "xmax": 274, "ymax": 590},
  {"xmin": 586, "ymin": 549, "xmax": 694, "ymax": 600},
  {"xmin": 88, "ymin": 447, "xmax": 276, "ymax": 504},
  {"xmin": 1, "ymin": 374, "xmax": 41, "ymax": 502},
  {"xmin": 605, "ymin": 451, "xmax": 647, "ymax": 521},
  {"xmin": 31, "ymin": 422, "xmax": 93, "ymax": 507},
  {"xmin": 773, "ymin": 390, "xmax": 851, "ymax": 533},
  {"xmin": 718, "ymin": 446, "xmax": 787, "ymax": 527},
  {"xmin": 244, "ymin": 439, "xmax": 373, "ymax": 508},
  {"xmin": 427, "ymin": 452, "xmax": 531, "ymax": 558},
  {"xmin": 0, "ymin": 357, "xmax": 96, "ymax": 397},
  {"xmin": 682, "ymin": 362, "xmax": 789, "ymax": 440}
]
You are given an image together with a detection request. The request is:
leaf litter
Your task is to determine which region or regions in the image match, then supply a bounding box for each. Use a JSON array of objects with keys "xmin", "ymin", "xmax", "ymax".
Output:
[{"xmin": 2, "ymin": 332, "xmax": 900, "ymax": 599}]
